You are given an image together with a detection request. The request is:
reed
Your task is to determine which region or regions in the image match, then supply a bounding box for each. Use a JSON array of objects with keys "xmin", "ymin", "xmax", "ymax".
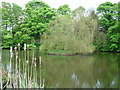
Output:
[
  {"xmin": 18, "ymin": 43, "xmax": 20, "ymax": 51},
  {"xmin": 0, "ymin": 47, "xmax": 2, "ymax": 89},
  {"xmin": 27, "ymin": 45, "xmax": 29, "ymax": 85},
  {"xmin": 9, "ymin": 46, "xmax": 13, "ymax": 88},
  {"xmin": 2, "ymin": 46, "xmax": 13, "ymax": 89},
  {"xmin": 0, "ymin": 67, "xmax": 2, "ymax": 89},
  {"xmin": 39, "ymin": 56, "xmax": 44, "ymax": 88},
  {"xmin": 2, "ymin": 43, "xmax": 44, "ymax": 89}
]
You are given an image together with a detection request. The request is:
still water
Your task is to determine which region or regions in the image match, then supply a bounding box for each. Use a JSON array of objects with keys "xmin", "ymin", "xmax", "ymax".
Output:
[{"xmin": 1, "ymin": 49, "xmax": 119, "ymax": 88}]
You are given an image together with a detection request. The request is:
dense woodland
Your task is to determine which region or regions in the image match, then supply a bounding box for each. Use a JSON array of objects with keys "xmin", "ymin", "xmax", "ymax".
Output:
[{"xmin": 0, "ymin": 0, "xmax": 120, "ymax": 53}]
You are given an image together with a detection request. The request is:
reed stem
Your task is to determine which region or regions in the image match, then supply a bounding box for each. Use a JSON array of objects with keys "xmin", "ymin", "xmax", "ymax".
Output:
[
  {"xmin": 7, "ymin": 44, "xmax": 44, "ymax": 88},
  {"xmin": 0, "ymin": 46, "xmax": 2, "ymax": 89},
  {"xmin": 9, "ymin": 46, "xmax": 13, "ymax": 87}
]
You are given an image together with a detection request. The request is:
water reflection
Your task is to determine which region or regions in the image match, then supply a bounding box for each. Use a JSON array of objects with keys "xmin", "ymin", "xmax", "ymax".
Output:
[
  {"xmin": 1, "ymin": 50, "xmax": 119, "ymax": 88},
  {"xmin": 41, "ymin": 53, "xmax": 119, "ymax": 88}
]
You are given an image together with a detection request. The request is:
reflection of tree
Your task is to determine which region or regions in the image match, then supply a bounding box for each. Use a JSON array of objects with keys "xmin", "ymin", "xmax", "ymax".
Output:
[
  {"xmin": 71, "ymin": 73, "xmax": 80, "ymax": 87},
  {"xmin": 42, "ymin": 53, "xmax": 118, "ymax": 88},
  {"xmin": 93, "ymin": 53, "xmax": 118, "ymax": 88}
]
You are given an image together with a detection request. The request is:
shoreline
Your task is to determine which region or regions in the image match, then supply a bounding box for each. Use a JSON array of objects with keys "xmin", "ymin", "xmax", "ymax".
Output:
[
  {"xmin": 2, "ymin": 49, "xmax": 120, "ymax": 56},
  {"xmin": 47, "ymin": 51, "xmax": 120, "ymax": 56}
]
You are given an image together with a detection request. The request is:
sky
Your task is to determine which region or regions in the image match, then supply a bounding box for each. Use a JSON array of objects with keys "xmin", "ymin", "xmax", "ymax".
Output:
[{"xmin": 0, "ymin": 0, "xmax": 119, "ymax": 10}]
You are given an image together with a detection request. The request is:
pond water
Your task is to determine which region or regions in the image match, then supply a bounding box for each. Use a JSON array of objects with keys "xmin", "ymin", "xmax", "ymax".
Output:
[{"xmin": 1, "ymin": 49, "xmax": 119, "ymax": 88}]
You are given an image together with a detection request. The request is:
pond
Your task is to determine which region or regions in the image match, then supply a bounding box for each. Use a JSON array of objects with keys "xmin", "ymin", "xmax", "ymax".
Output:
[{"xmin": 0, "ymin": 49, "xmax": 119, "ymax": 88}]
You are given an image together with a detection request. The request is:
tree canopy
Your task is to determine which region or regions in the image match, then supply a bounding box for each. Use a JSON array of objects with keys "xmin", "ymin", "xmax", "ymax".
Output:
[
  {"xmin": 94, "ymin": 2, "xmax": 120, "ymax": 52},
  {"xmin": 41, "ymin": 10, "xmax": 97, "ymax": 53},
  {"xmin": 1, "ymin": 1, "xmax": 120, "ymax": 52}
]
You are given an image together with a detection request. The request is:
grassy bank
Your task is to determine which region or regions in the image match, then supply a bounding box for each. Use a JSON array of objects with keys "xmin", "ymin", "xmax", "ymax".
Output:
[
  {"xmin": 40, "ymin": 50, "xmax": 93, "ymax": 56},
  {"xmin": 47, "ymin": 50, "xmax": 76, "ymax": 54}
]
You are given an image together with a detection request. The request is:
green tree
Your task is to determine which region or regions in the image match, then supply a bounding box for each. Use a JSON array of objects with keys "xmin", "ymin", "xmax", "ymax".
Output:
[
  {"xmin": 14, "ymin": 0, "xmax": 56, "ymax": 47},
  {"xmin": 108, "ymin": 23, "xmax": 120, "ymax": 51},
  {"xmin": 1, "ymin": 2, "xmax": 12, "ymax": 31},
  {"xmin": 1, "ymin": 2, "xmax": 23, "ymax": 48},
  {"xmin": 72, "ymin": 6, "xmax": 85, "ymax": 19},
  {"xmin": 97, "ymin": 2, "xmax": 116, "ymax": 32},
  {"xmin": 41, "ymin": 9, "xmax": 97, "ymax": 54},
  {"xmin": 57, "ymin": 4, "xmax": 71, "ymax": 15},
  {"xmin": 95, "ymin": 2, "xmax": 119, "ymax": 52}
]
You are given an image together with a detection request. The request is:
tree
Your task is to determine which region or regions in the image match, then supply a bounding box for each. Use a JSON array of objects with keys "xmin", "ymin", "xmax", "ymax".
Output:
[
  {"xmin": 72, "ymin": 6, "xmax": 85, "ymax": 19},
  {"xmin": 1, "ymin": 1, "xmax": 56, "ymax": 48},
  {"xmin": 41, "ymin": 9, "xmax": 97, "ymax": 54},
  {"xmin": 1, "ymin": 2, "xmax": 22, "ymax": 31},
  {"xmin": 95, "ymin": 2, "xmax": 119, "ymax": 52},
  {"xmin": 13, "ymin": 0, "xmax": 56, "ymax": 47},
  {"xmin": 1, "ymin": 2, "xmax": 23, "ymax": 48},
  {"xmin": 1, "ymin": 2, "xmax": 13, "ymax": 31},
  {"xmin": 12, "ymin": 3, "xmax": 23, "ymax": 27},
  {"xmin": 57, "ymin": 4, "xmax": 71, "ymax": 15},
  {"xmin": 97, "ymin": 2, "xmax": 116, "ymax": 32},
  {"xmin": 108, "ymin": 23, "xmax": 120, "ymax": 51}
]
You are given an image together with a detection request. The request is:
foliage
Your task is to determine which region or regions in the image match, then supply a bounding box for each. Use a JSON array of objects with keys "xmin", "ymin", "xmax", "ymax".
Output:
[
  {"xmin": 1, "ymin": 1, "xmax": 120, "ymax": 52},
  {"xmin": 72, "ymin": 6, "xmax": 85, "ymax": 19},
  {"xmin": 95, "ymin": 2, "xmax": 119, "ymax": 52},
  {"xmin": 108, "ymin": 23, "xmax": 120, "ymax": 51},
  {"xmin": 94, "ymin": 31, "xmax": 108, "ymax": 51},
  {"xmin": 1, "ymin": 2, "xmax": 22, "ymax": 31},
  {"xmin": 57, "ymin": 4, "xmax": 71, "ymax": 15},
  {"xmin": 1, "ymin": 2, "xmax": 23, "ymax": 48},
  {"xmin": 41, "ymin": 9, "xmax": 97, "ymax": 53},
  {"xmin": 1, "ymin": 0, "xmax": 56, "ymax": 48}
]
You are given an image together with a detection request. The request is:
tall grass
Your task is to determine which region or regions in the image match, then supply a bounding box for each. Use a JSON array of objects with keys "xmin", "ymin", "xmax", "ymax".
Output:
[{"xmin": 2, "ymin": 43, "xmax": 44, "ymax": 89}]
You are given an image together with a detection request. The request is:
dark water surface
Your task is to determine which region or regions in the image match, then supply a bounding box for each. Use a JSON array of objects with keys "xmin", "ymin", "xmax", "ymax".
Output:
[{"xmin": 1, "ymin": 49, "xmax": 119, "ymax": 88}]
